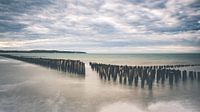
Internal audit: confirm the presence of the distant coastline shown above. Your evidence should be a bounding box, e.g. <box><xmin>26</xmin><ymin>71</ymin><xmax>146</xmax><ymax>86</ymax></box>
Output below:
<box><xmin>0</xmin><ymin>50</ymin><xmax>86</xmax><ymax>54</ymax></box>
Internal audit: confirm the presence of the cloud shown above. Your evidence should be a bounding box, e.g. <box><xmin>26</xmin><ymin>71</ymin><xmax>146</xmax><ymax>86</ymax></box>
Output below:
<box><xmin>0</xmin><ymin>0</ymin><xmax>199</xmax><ymax>53</ymax></box>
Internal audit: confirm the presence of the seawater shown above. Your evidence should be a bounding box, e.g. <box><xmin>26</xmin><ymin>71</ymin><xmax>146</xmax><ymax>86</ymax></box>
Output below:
<box><xmin>0</xmin><ymin>53</ymin><xmax>200</xmax><ymax>112</ymax></box>
<box><xmin>5</xmin><ymin>53</ymin><xmax>200</xmax><ymax>65</ymax></box>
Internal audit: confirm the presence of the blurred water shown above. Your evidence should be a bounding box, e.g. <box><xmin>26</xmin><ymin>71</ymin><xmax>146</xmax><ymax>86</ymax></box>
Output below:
<box><xmin>0</xmin><ymin>54</ymin><xmax>200</xmax><ymax>112</ymax></box>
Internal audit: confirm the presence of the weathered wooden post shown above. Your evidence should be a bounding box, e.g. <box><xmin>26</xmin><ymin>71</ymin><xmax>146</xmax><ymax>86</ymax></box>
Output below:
<box><xmin>198</xmin><ymin>72</ymin><xmax>200</xmax><ymax>81</ymax></box>
<box><xmin>182</xmin><ymin>70</ymin><xmax>187</xmax><ymax>81</ymax></box>
<box><xmin>148</xmin><ymin>71</ymin><xmax>154</xmax><ymax>89</ymax></box>
<box><xmin>134</xmin><ymin>74</ymin><xmax>138</xmax><ymax>87</ymax></box>
<box><xmin>169</xmin><ymin>70</ymin><xmax>174</xmax><ymax>86</ymax></box>
<box><xmin>128</xmin><ymin>68</ymin><xmax>134</xmax><ymax>85</ymax></box>
<box><xmin>174</xmin><ymin>70</ymin><xmax>179</xmax><ymax>83</ymax></box>
<box><xmin>156</xmin><ymin>69</ymin><xmax>161</xmax><ymax>83</ymax></box>
<box><xmin>113</xmin><ymin>66</ymin><xmax>119</xmax><ymax>82</ymax></box>
<box><xmin>194</xmin><ymin>72</ymin><xmax>197</xmax><ymax>79</ymax></box>
<box><xmin>161</xmin><ymin>69</ymin><xmax>166</xmax><ymax>84</ymax></box>
<box><xmin>141</xmin><ymin>73</ymin><xmax>145</xmax><ymax>88</ymax></box>
<box><xmin>189</xmin><ymin>71</ymin><xmax>194</xmax><ymax>81</ymax></box>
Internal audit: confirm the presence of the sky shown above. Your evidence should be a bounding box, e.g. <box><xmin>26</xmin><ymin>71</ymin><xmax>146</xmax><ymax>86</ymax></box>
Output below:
<box><xmin>0</xmin><ymin>0</ymin><xmax>200</xmax><ymax>53</ymax></box>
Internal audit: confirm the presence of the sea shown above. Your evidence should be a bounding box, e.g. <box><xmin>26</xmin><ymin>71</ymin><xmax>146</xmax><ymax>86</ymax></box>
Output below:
<box><xmin>0</xmin><ymin>53</ymin><xmax>200</xmax><ymax>112</ymax></box>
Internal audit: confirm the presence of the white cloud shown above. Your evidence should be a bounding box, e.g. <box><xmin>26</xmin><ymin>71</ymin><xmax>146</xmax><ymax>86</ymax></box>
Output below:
<box><xmin>25</xmin><ymin>24</ymin><xmax>50</xmax><ymax>34</ymax></box>
<box><xmin>0</xmin><ymin>0</ymin><xmax>199</xmax><ymax>53</ymax></box>
<box><xmin>0</xmin><ymin>41</ymin><xmax>24</xmax><ymax>48</ymax></box>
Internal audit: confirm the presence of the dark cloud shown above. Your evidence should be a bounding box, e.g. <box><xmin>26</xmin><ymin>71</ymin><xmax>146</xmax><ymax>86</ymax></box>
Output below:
<box><xmin>0</xmin><ymin>0</ymin><xmax>52</xmax><ymax>33</ymax></box>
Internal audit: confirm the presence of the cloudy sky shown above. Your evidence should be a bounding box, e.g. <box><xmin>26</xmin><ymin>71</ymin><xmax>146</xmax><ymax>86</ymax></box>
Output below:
<box><xmin>0</xmin><ymin>0</ymin><xmax>200</xmax><ymax>53</ymax></box>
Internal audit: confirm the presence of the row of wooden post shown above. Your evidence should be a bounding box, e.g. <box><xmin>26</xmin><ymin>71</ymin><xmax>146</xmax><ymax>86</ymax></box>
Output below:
<box><xmin>0</xmin><ymin>54</ymin><xmax>85</xmax><ymax>75</ymax></box>
<box><xmin>90</xmin><ymin>62</ymin><xmax>200</xmax><ymax>89</ymax></box>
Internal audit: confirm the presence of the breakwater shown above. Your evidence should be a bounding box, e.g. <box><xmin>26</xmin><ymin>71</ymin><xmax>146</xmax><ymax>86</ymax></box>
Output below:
<box><xmin>90</xmin><ymin>62</ymin><xmax>200</xmax><ymax>89</ymax></box>
<box><xmin>0</xmin><ymin>54</ymin><xmax>85</xmax><ymax>75</ymax></box>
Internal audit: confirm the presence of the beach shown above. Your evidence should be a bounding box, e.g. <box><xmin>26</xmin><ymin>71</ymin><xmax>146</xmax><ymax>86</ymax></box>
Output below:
<box><xmin>0</xmin><ymin>54</ymin><xmax>200</xmax><ymax>112</ymax></box>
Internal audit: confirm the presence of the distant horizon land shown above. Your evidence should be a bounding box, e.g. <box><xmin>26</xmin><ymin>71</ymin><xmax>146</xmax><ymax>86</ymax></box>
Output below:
<box><xmin>0</xmin><ymin>50</ymin><xmax>200</xmax><ymax>54</ymax></box>
<box><xmin>0</xmin><ymin>50</ymin><xmax>87</xmax><ymax>54</ymax></box>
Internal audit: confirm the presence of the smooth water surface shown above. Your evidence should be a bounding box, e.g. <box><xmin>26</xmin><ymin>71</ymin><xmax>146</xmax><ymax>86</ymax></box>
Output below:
<box><xmin>0</xmin><ymin>53</ymin><xmax>200</xmax><ymax>112</ymax></box>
